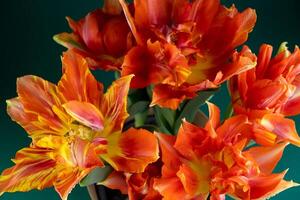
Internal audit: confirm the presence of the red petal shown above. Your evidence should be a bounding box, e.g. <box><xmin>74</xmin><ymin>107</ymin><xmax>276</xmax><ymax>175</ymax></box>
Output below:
<box><xmin>134</xmin><ymin>0</ymin><xmax>171</xmax><ymax>27</ymax></box>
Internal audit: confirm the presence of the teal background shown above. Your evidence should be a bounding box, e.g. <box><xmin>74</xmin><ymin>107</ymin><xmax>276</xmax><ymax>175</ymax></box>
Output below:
<box><xmin>1</xmin><ymin>0</ymin><xmax>300</xmax><ymax>199</ymax></box>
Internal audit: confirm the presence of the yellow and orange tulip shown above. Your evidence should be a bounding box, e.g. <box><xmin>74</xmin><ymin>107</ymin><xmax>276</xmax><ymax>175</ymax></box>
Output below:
<box><xmin>0</xmin><ymin>50</ymin><xmax>158</xmax><ymax>199</ymax></box>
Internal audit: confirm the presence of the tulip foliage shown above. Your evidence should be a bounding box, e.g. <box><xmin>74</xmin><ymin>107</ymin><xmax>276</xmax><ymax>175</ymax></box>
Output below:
<box><xmin>1</xmin><ymin>0</ymin><xmax>300</xmax><ymax>199</ymax></box>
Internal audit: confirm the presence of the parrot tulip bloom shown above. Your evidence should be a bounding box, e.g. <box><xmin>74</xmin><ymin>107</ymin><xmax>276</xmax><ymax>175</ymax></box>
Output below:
<box><xmin>0</xmin><ymin>51</ymin><xmax>159</xmax><ymax>199</ymax></box>
<box><xmin>118</xmin><ymin>0</ymin><xmax>257</xmax><ymax>109</ymax></box>
<box><xmin>229</xmin><ymin>44</ymin><xmax>300</xmax><ymax>146</ymax></box>
<box><xmin>54</xmin><ymin>0</ymin><xmax>134</xmax><ymax>71</ymax></box>
<box><xmin>154</xmin><ymin>103</ymin><xmax>298</xmax><ymax>200</ymax></box>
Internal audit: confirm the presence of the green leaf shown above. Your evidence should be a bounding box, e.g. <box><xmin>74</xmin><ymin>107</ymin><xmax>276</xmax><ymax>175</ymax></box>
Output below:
<box><xmin>224</xmin><ymin>102</ymin><xmax>233</xmax><ymax>120</ymax></box>
<box><xmin>173</xmin><ymin>90</ymin><xmax>216</xmax><ymax>133</ymax></box>
<box><xmin>193</xmin><ymin>111</ymin><xmax>208</xmax><ymax>127</ymax></box>
<box><xmin>79</xmin><ymin>165</ymin><xmax>113</xmax><ymax>187</ymax></box>
<box><xmin>154</xmin><ymin>106</ymin><xmax>173</xmax><ymax>134</ymax></box>
<box><xmin>134</xmin><ymin>111</ymin><xmax>148</xmax><ymax>127</ymax></box>
<box><xmin>128</xmin><ymin>101</ymin><xmax>149</xmax><ymax>116</ymax></box>
<box><xmin>53</xmin><ymin>33</ymin><xmax>83</xmax><ymax>50</ymax></box>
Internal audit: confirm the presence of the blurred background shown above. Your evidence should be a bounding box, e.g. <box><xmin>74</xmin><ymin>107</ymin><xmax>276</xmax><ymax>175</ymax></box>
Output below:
<box><xmin>1</xmin><ymin>0</ymin><xmax>300</xmax><ymax>199</ymax></box>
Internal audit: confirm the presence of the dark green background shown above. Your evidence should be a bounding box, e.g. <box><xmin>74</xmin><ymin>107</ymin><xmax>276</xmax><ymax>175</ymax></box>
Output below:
<box><xmin>1</xmin><ymin>0</ymin><xmax>300</xmax><ymax>199</ymax></box>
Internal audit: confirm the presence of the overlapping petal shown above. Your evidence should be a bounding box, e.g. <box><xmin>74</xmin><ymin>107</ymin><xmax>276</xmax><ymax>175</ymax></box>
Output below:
<box><xmin>121</xmin><ymin>40</ymin><xmax>190</xmax><ymax>89</ymax></box>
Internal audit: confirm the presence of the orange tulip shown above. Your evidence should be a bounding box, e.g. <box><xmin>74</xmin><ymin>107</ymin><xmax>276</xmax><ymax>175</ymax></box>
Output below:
<box><xmin>118</xmin><ymin>0</ymin><xmax>257</xmax><ymax>109</ymax></box>
<box><xmin>229</xmin><ymin>43</ymin><xmax>300</xmax><ymax>146</ymax></box>
<box><xmin>0</xmin><ymin>51</ymin><xmax>159</xmax><ymax>199</ymax></box>
<box><xmin>54</xmin><ymin>0</ymin><xmax>134</xmax><ymax>71</ymax></box>
<box><xmin>154</xmin><ymin>103</ymin><xmax>298</xmax><ymax>199</ymax></box>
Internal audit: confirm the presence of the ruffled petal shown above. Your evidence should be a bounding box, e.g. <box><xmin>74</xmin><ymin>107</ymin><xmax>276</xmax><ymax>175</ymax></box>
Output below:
<box><xmin>101</xmin><ymin>128</ymin><xmax>159</xmax><ymax>173</ymax></box>
<box><xmin>121</xmin><ymin>41</ymin><xmax>190</xmax><ymax>89</ymax></box>
<box><xmin>151</xmin><ymin>81</ymin><xmax>217</xmax><ymax>110</ymax></box>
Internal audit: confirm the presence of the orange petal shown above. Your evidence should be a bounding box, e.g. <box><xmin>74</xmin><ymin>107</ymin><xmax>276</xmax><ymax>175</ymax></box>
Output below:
<box><xmin>255</xmin><ymin>179</ymin><xmax>299</xmax><ymax>200</ymax></box>
<box><xmin>204</xmin><ymin>102</ymin><xmax>221</xmax><ymax>139</ymax></box>
<box><xmin>151</xmin><ymin>84</ymin><xmax>192</xmax><ymax>110</ymax></box>
<box><xmin>255</xmin><ymin>44</ymin><xmax>273</xmax><ymax>79</ymax></box>
<box><xmin>58</xmin><ymin>50</ymin><xmax>103</xmax><ymax>105</ymax></box>
<box><xmin>6</xmin><ymin>98</ymin><xmax>41</xmax><ymax>135</ymax></box>
<box><xmin>219</xmin><ymin>46</ymin><xmax>257</xmax><ymax>84</ymax></box>
<box><xmin>153</xmin><ymin>177</ymin><xmax>189</xmax><ymax>200</ymax></box>
<box><xmin>248</xmin><ymin>171</ymin><xmax>291</xmax><ymax>199</ymax></box>
<box><xmin>281</xmin><ymin>81</ymin><xmax>300</xmax><ymax>116</ymax></box>
<box><xmin>245</xmin><ymin>142</ymin><xmax>288</xmax><ymax>174</ymax></box>
<box><xmin>100</xmin><ymin>171</ymin><xmax>128</xmax><ymax>194</ymax></box>
<box><xmin>151</xmin><ymin>81</ymin><xmax>217</xmax><ymax>110</ymax></box>
<box><xmin>0</xmin><ymin>148</ymin><xmax>57</xmax><ymax>194</ymax></box>
<box><xmin>63</xmin><ymin>101</ymin><xmax>104</xmax><ymax>130</ymax></box>
<box><xmin>103</xmin><ymin>0</ymin><xmax>122</xmax><ymax>15</ymax></box>
<box><xmin>100</xmin><ymin>75</ymin><xmax>133</xmax><ymax>134</ymax></box>
<box><xmin>15</xmin><ymin>75</ymin><xmax>67</xmax><ymax>135</ymax></box>
<box><xmin>54</xmin><ymin>167</ymin><xmax>92</xmax><ymax>200</ymax></box>
<box><xmin>216</xmin><ymin>115</ymin><xmax>250</xmax><ymax>144</ymax></box>
<box><xmin>176</xmin><ymin>162</ymin><xmax>210</xmax><ymax>196</ymax></box>
<box><xmin>259</xmin><ymin>114</ymin><xmax>300</xmax><ymax>146</ymax></box>
<box><xmin>101</xmin><ymin>128</ymin><xmax>159</xmax><ymax>173</ymax></box>
<box><xmin>174</xmin><ymin>121</ymin><xmax>207</xmax><ymax>160</ymax></box>
<box><xmin>17</xmin><ymin>75</ymin><xmax>60</xmax><ymax>119</ymax></box>
<box><xmin>155</xmin><ymin>132</ymin><xmax>181</xmax><ymax>176</ymax></box>
<box><xmin>118</xmin><ymin>0</ymin><xmax>143</xmax><ymax>44</ymax></box>
<box><xmin>245</xmin><ymin>79</ymin><xmax>291</xmax><ymax>110</ymax></box>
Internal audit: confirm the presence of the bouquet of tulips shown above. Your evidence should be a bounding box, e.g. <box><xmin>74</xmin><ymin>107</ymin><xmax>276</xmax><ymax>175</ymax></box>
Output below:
<box><xmin>1</xmin><ymin>0</ymin><xmax>300</xmax><ymax>199</ymax></box>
